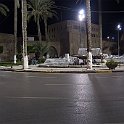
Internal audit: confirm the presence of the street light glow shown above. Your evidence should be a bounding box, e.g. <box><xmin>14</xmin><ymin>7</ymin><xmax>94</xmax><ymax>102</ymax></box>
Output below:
<box><xmin>78</xmin><ymin>9</ymin><xmax>85</xmax><ymax>21</ymax></box>
<box><xmin>117</xmin><ymin>24</ymin><xmax>121</xmax><ymax>30</ymax></box>
<box><xmin>107</xmin><ymin>36</ymin><xmax>110</xmax><ymax>39</ymax></box>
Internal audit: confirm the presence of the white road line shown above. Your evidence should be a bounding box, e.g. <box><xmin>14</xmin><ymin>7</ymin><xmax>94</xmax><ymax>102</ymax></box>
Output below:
<box><xmin>104</xmin><ymin>122</ymin><xmax>124</xmax><ymax>124</ymax></box>
<box><xmin>111</xmin><ymin>76</ymin><xmax>123</xmax><ymax>78</ymax></box>
<box><xmin>6</xmin><ymin>96</ymin><xmax>68</xmax><ymax>100</ymax></box>
<box><xmin>26</xmin><ymin>76</ymin><xmax>57</xmax><ymax>79</ymax></box>
<box><xmin>44</xmin><ymin>84</ymin><xmax>83</xmax><ymax>86</ymax></box>
<box><xmin>26</xmin><ymin>76</ymin><xmax>37</xmax><ymax>78</ymax></box>
<box><xmin>98</xmin><ymin>76</ymin><xmax>123</xmax><ymax>78</ymax></box>
<box><xmin>44</xmin><ymin>84</ymin><xmax>73</xmax><ymax>86</ymax></box>
<box><xmin>42</xmin><ymin>77</ymin><xmax>57</xmax><ymax>79</ymax></box>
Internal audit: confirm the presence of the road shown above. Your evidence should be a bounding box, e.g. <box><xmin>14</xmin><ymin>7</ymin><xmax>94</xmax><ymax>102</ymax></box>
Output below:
<box><xmin>0</xmin><ymin>71</ymin><xmax>124</xmax><ymax>124</ymax></box>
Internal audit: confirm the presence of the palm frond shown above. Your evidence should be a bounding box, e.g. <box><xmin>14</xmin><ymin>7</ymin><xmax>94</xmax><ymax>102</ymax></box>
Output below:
<box><xmin>28</xmin><ymin>0</ymin><xmax>57</xmax><ymax>22</ymax></box>
<box><xmin>0</xmin><ymin>3</ymin><xmax>9</xmax><ymax>16</ymax></box>
<box><xmin>33</xmin><ymin>42</ymin><xmax>49</xmax><ymax>57</ymax></box>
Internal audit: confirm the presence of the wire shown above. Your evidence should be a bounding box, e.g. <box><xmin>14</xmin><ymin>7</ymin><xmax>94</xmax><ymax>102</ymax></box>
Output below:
<box><xmin>56</xmin><ymin>5</ymin><xmax>124</xmax><ymax>13</ymax></box>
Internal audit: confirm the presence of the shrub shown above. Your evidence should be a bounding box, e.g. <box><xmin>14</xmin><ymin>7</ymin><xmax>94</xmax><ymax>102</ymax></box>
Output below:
<box><xmin>106</xmin><ymin>60</ymin><xmax>118</xmax><ymax>70</ymax></box>
<box><xmin>38</xmin><ymin>58</ymin><xmax>46</xmax><ymax>64</ymax></box>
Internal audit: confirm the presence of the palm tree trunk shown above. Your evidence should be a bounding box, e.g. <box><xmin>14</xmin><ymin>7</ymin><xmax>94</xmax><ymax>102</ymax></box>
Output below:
<box><xmin>37</xmin><ymin>18</ymin><xmax>42</xmax><ymax>43</ymax></box>
<box><xmin>14</xmin><ymin>0</ymin><xmax>17</xmax><ymax>64</ymax></box>
<box><xmin>44</xmin><ymin>18</ymin><xmax>48</xmax><ymax>42</ymax></box>
<box><xmin>86</xmin><ymin>0</ymin><xmax>92</xmax><ymax>69</ymax></box>
<box><xmin>22</xmin><ymin>0</ymin><xmax>28</xmax><ymax>69</ymax></box>
<box><xmin>99</xmin><ymin>0</ymin><xmax>103</xmax><ymax>53</ymax></box>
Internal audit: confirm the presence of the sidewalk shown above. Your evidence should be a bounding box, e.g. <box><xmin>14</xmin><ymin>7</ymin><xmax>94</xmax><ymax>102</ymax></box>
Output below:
<box><xmin>1</xmin><ymin>64</ymin><xmax>124</xmax><ymax>73</ymax></box>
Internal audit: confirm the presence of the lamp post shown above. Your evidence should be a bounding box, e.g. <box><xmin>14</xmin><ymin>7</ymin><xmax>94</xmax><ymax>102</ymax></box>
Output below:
<box><xmin>107</xmin><ymin>36</ymin><xmax>111</xmax><ymax>55</ymax></box>
<box><xmin>78</xmin><ymin>9</ymin><xmax>85</xmax><ymax>48</ymax></box>
<box><xmin>117</xmin><ymin>24</ymin><xmax>121</xmax><ymax>56</ymax></box>
<box><xmin>21</xmin><ymin>0</ymin><xmax>28</xmax><ymax>69</ymax></box>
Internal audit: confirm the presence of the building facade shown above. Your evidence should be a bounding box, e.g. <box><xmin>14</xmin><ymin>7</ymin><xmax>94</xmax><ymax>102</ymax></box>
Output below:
<box><xmin>48</xmin><ymin>20</ymin><xmax>100</xmax><ymax>56</ymax></box>
<box><xmin>0</xmin><ymin>20</ymin><xmax>104</xmax><ymax>62</ymax></box>
<box><xmin>0</xmin><ymin>33</ymin><xmax>14</xmax><ymax>61</ymax></box>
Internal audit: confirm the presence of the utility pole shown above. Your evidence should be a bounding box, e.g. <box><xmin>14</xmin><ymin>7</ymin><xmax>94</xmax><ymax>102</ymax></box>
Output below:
<box><xmin>21</xmin><ymin>0</ymin><xmax>28</xmax><ymax>69</ymax></box>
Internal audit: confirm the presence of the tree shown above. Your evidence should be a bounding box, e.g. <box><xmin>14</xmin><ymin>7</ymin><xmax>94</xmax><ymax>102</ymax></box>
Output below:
<box><xmin>14</xmin><ymin>0</ymin><xmax>20</xmax><ymax>64</ymax></box>
<box><xmin>85</xmin><ymin>0</ymin><xmax>92</xmax><ymax>69</ymax></box>
<box><xmin>76</xmin><ymin>0</ymin><xmax>92</xmax><ymax>69</ymax></box>
<box><xmin>42</xmin><ymin>0</ymin><xmax>57</xmax><ymax>41</ymax></box>
<box><xmin>33</xmin><ymin>42</ymin><xmax>49</xmax><ymax>60</ymax></box>
<box><xmin>0</xmin><ymin>3</ymin><xmax>9</xmax><ymax>16</ymax></box>
<box><xmin>21</xmin><ymin>0</ymin><xmax>28</xmax><ymax>69</ymax></box>
<box><xmin>27</xmin><ymin>0</ymin><xmax>57</xmax><ymax>42</ymax></box>
<box><xmin>76</xmin><ymin>0</ymin><xmax>120</xmax><ymax>69</ymax></box>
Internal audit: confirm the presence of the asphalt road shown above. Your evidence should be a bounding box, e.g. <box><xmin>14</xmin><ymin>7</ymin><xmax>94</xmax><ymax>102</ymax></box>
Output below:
<box><xmin>0</xmin><ymin>71</ymin><xmax>124</xmax><ymax>124</ymax></box>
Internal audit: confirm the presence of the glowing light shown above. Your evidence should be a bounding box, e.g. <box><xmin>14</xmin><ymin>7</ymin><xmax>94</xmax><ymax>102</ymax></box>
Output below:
<box><xmin>78</xmin><ymin>9</ymin><xmax>85</xmax><ymax>21</ymax></box>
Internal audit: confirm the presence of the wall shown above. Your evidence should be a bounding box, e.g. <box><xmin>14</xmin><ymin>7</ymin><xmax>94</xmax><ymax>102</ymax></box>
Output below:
<box><xmin>0</xmin><ymin>33</ymin><xmax>14</xmax><ymax>61</ymax></box>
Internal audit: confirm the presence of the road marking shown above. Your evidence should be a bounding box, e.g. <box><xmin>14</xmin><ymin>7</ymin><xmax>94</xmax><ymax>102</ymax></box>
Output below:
<box><xmin>104</xmin><ymin>122</ymin><xmax>124</xmax><ymax>124</ymax></box>
<box><xmin>6</xmin><ymin>96</ymin><xmax>68</xmax><ymax>100</ymax></box>
<box><xmin>44</xmin><ymin>84</ymin><xmax>84</xmax><ymax>86</ymax></box>
<box><xmin>45</xmin><ymin>84</ymin><xmax>73</xmax><ymax>86</ymax></box>
<box><xmin>26</xmin><ymin>76</ymin><xmax>57</xmax><ymax>79</ymax></box>
<box><xmin>97</xmin><ymin>76</ymin><xmax>123</xmax><ymax>78</ymax></box>
<box><xmin>111</xmin><ymin>76</ymin><xmax>123</xmax><ymax>78</ymax></box>
<box><xmin>26</xmin><ymin>76</ymin><xmax>37</xmax><ymax>78</ymax></box>
<box><xmin>41</xmin><ymin>77</ymin><xmax>57</xmax><ymax>79</ymax></box>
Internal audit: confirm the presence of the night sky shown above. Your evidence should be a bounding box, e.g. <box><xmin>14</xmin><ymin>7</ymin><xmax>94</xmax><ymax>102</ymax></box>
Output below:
<box><xmin>0</xmin><ymin>0</ymin><xmax>124</xmax><ymax>40</ymax></box>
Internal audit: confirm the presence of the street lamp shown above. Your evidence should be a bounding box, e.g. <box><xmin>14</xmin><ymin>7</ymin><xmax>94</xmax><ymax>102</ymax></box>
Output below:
<box><xmin>78</xmin><ymin>9</ymin><xmax>85</xmax><ymax>48</ymax></box>
<box><xmin>117</xmin><ymin>24</ymin><xmax>121</xmax><ymax>56</ymax></box>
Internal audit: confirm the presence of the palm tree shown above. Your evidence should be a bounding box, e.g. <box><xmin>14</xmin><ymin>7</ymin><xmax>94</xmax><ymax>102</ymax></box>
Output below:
<box><xmin>0</xmin><ymin>3</ymin><xmax>9</xmax><ymax>16</ymax></box>
<box><xmin>76</xmin><ymin>0</ymin><xmax>92</xmax><ymax>69</ymax></box>
<box><xmin>21</xmin><ymin>0</ymin><xmax>28</xmax><ymax>69</ymax></box>
<box><xmin>27</xmin><ymin>0</ymin><xmax>56</xmax><ymax>43</ymax></box>
<box><xmin>43</xmin><ymin>12</ymin><xmax>57</xmax><ymax>42</ymax></box>
<box><xmin>85</xmin><ymin>0</ymin><xmax>92</xmax><ymax>69</ymax></box>
<box><xmin>33</xmin><ymin>42</ymin><xmax>49</xmax><ymax>60</ymax></box>
<box><xmin>14</xmin><ymin>0</ymin><xmax>20</xmax><ymax>64</ymax></box>
<box><xmin>98</xmin><ymin>0</ymin><xmax>102</xmax><ymax>55</ymax></box>
<box><xmin>76</xmin><ymin>0</ymin><xmax>120</xmax><ymax>69</ymax></box>
<box><xmin>42</xmin><ymin>1</ymin><xmax>57</xmax><ymax>42</ymax></box>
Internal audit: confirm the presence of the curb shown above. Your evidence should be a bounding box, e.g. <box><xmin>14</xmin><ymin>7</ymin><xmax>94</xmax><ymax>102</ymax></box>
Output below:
<box><xmin>0</xmin><ymin>67</ymin><xmax>124</xmax><ymax>73</ymax></box>
<box><xmin>13</xmin><ymin>69</ymin><xmax>96</xmax><ymax>73</ymax></box>
<box><xmin>96</xmin><ymin>70</ymin><xmax>112</xmax><ymax>73</ymax></box>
